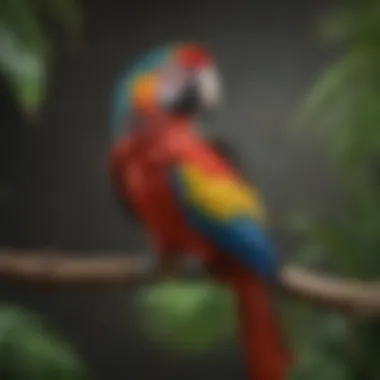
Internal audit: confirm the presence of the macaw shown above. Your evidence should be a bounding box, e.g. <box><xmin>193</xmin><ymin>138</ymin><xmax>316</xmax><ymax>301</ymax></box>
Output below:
<box><xmin>108</xmin><ymin>43</ymin><xmax>293</xmax><ymax>380</ymax></box>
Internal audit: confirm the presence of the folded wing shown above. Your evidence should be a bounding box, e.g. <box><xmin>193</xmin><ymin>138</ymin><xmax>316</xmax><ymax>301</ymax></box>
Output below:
<box><xmin>168</xmin><ymin>161</ymin><xmax>278</xmax><ymax>282</ymax></box>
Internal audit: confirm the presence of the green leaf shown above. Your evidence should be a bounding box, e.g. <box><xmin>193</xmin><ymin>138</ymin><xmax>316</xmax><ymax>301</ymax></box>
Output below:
<box><xmin>0</xmin><ymin>0</ymin><xmax>81</xmax><ymax>116</ymax></box>
<box><xmin>290</xmin><ymin>349</ymin><xmax>348</xmax><ymax>380</ymax></box>
<box><xmin>134</xmin><ymin>280</ymin><xmax>235</xmax><ymax>354</ymax></box>
<box><xmin>14</xmin><ymin>331</ymin><xmax>86</xmax><ymax>380</ymax></box>
<box><xmin>38</xmin><ymin>0</ymin><xmax>82</xmax><ymax>37</ymax></box>
<box><xmin>291</xmin><ymin>50</ymin><xmax>373</xmax><ymax>131</ymax></box>
<box><xmin>0</xmin><ymin>0</ymin><xmax>50</xmax><ymax>56</ymax></box>
<box><xmin>320</xmin><ymin>1</ymin><xmax>380</xmax><ymax>46</ymax></box>
<box><xmin>0</xmin><ymin>305</ymin><xmax>87</xmax><ymax>379</ymax></box>
<box><xmin>0</xmin><ymin>26</ymin><xmax>46</xmax><ymax>115</ymax></box>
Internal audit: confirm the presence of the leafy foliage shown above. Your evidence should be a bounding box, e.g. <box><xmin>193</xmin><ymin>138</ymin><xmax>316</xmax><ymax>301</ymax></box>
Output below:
<box><xmin>0</xmin><ymin>304</ymin><xmax>87</xmax><ymax>379</ymax></box>
<box><xmin>0</xmin><ymin>0</ymin><xmax>81</xmax><ymax>117</ymax></box>
<box><xmin>289</xmin><ymin>1</ymin><xmax>380</xmax><ymax>379</ymax></box>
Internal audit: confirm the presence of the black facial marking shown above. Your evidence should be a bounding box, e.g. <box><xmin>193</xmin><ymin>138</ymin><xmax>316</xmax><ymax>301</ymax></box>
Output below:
<box><xmin>170</xmin><ymin>80</ymin><xmax>200</xmax><ymax>115</ymax></box>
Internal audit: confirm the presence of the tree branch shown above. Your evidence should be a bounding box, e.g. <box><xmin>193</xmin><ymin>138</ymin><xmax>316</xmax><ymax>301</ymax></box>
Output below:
<box><xmin>281</xmin><ymin>265</ymin><xmax>380</xmax><ymax>315</ymax></box>
<box><xmin>0</xmin><ymin>249</ymin><xmax>152</xmax><ymax>284</ymax></box>
<box><xmin>0</xmin><ymin>249</ymin><xmax>379</xmax><ymax>314</ymax></box>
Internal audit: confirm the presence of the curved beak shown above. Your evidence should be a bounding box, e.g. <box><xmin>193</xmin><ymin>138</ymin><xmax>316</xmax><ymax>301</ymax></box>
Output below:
<box><xmin>198</xmin><ymin>66</ymin><xmax>222</xmax><ymax>110</ymax></box>
<box><xmin>168</xmin><ymin>66</ymin><xmax>222</xmax><ymax>115</ymax></box>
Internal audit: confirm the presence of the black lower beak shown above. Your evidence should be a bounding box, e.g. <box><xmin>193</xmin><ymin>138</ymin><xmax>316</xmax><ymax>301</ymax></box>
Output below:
<box><xmin>170</xmin><ymin>82</ymin><xmax>200</xmax><ymax>115</ymax></box>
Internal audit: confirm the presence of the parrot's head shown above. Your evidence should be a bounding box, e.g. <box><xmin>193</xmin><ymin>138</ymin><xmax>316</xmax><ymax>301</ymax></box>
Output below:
<box><xmin>110</xmin><ymin>43</ymin><xmax>221</xmax><ymax>140</ymax></box>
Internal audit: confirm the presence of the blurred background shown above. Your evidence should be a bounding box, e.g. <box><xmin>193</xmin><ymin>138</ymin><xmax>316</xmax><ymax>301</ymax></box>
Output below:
<box><xmin>0</xmin><ymin>0</ymin><xmax>379</xmax><ymax>379</ymax></box>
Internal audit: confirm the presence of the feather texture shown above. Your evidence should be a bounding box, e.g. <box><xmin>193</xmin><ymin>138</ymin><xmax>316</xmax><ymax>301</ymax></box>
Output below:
<box><xmin>169</xmin><ymin>160</ymin><xmax>278</xmax><ymax>282</ymax></box>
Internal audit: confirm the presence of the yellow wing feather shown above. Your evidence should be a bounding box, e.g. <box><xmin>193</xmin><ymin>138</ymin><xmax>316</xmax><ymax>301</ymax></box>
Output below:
<box><xmin>180</xmin><ymin>163</ymin><xmax>267</xmax><ymax>223</ymax></box>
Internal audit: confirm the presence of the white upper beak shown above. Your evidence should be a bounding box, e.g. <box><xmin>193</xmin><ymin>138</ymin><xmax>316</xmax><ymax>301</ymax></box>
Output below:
<box><xmin>198</xmin><ymin>66</ymin><xmax>222</xmax><ymax>109</ymax></box>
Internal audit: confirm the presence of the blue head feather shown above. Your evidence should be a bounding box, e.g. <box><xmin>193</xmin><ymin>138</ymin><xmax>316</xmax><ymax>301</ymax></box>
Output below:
<box><xmin>109</xmin><ymin>46</ymin><xmax>173</xmax><ymax>141</ymax></box>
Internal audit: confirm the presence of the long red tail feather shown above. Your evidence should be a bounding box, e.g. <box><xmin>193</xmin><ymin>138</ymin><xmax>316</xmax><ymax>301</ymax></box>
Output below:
<box><xmin>232</xmin><ymin>273</ymin><xmax>293</xmax><ymax>380</ymax></box>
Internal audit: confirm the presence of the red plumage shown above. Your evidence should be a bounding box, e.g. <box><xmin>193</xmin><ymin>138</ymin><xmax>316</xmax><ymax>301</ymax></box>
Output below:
<box><xmin>109</xmin><ymin>116</ymin><xmax>293</xmax><ymax>380</ymax></box>
<box><xmin>177</xmin><ymin>44</ymin><xmax>212</xmax><ymax>68</ymax></box>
